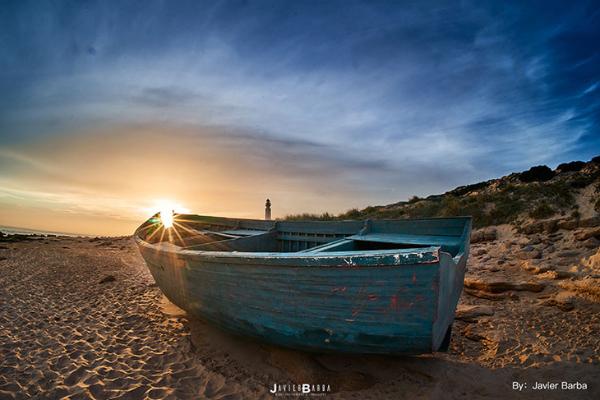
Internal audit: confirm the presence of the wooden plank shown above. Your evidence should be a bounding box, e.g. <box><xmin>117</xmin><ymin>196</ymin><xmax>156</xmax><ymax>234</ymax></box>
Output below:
<box><xmin>297</xmin><ymin>239</ymin><xmax>354</xmax><ymax>253</ymax></box>
<box><xmin>370</xmin><ymin>218</ymin><xmax>468</xmax><ymax>236</ymax></box>
<box><xmin>277</xmin><ymin>233</ymin><xmax>339</xmax><ymax>244</ymax></box>
<box><xmin>221</xmin><ymin>229</ymin><xmax>267</xmax><ymax>237</ymax></box>
<box><xmin>349</xmin><ymin>233</ymin><xmax>461</xmax><ymax>247</ymax></box>
<box><xmin>276</xmin><ymin>220</ymin><xmax>364</xmax><ymax>235</ymax></box>
<box><xmin>140</xmin><ymin>245</ymin><xmax>440</xmax><ymax>354</ymax></box>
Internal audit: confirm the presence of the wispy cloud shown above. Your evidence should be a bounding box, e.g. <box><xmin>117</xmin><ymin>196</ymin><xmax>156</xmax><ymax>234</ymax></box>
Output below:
<box><xmin>0</xmin><ymin>0</ymin><xmax>598</xmax><ymax>234</ymax></box>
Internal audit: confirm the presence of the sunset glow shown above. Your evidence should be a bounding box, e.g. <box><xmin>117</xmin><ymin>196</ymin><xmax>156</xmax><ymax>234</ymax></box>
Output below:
<box><xmin>1</xmin><ymin>1</ymin><xmax>597</xmax><ymax>236</ymax></box>
<box><xmin>149</xmin><ymin>199</ymin><xmax>189</xmax><ymax>229</ymax></box>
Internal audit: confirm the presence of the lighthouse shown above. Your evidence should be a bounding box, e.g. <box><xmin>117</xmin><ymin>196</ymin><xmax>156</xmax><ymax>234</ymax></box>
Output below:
<box><xmin>265</xmin><ymin>199</ymin><xmax>271</xmax><ymax>221</ymax></box>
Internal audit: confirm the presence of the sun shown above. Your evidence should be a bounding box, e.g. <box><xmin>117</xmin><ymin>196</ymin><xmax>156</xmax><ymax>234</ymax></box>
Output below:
<box><xmin>160</xmin><ymin>208</ymin><xmax>174</xmax><ymax>228</ymax></box>
<box><xmin>145</xmin><ymin>199</ymin><xmax>189</xmax><ymax>229</ymax></box>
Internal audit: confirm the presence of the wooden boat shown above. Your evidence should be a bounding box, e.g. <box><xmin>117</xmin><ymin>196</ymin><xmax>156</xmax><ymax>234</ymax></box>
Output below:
<box><xmin>135</xmin><ymin>214</ymin><xmax>471</xmax><ymax>354</ymax></box>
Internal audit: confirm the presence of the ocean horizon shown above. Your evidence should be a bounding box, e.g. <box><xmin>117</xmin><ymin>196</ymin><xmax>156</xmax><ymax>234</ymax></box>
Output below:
<box><xmin>0</xmin><ymin>225</ymin><xmax>90</xmax><ymax>237</ymax></box>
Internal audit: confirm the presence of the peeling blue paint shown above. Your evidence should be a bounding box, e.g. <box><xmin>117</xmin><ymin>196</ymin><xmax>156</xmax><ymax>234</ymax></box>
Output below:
<box><xmin>136</xmin><ymin>215</ymin><xmax>471</xmax><ymax>354</ymax></box>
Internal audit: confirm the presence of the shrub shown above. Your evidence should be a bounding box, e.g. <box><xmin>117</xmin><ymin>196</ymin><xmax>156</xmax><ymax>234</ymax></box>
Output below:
<box><xmin>449</xmin><ymin>181</ymin><xmax>490</xmax><ymax>196</ymax></box>
<box><xmin>340</xmin><ymin>208</ymin><xmax>362</xmax><ymax>219</ymax></box>
<box><xmin>408</xmin><ymin>195</ymin><xmax>421</xmax><ymax>204</ymax></box>
<box><xmin>439</xmin><ymin>196</ymin><xmax>464</xmax><ymax>217</ymax></box>
<box><xmin>519</xmin><ymin>165</ymin><xmax>555</xmax><ymax>182</ymax></box>
<box><xmin>557</xmin><ymin>161</ymin><xmax>585</xmax><ymax>173</ymax></box>
<box><xmin>283</xmin><ymin>212</ymin><xmax>335</xmax><ymax>221</ymax></box>
<box><xmin>570</xmin><ymin>175</ymin><xmax>594</xmax><ymax>188</ymax></box>
<box><xmin>529</xmin><ymin>202</ymin><xmax>555</xmax><ymax>219</ymax></box>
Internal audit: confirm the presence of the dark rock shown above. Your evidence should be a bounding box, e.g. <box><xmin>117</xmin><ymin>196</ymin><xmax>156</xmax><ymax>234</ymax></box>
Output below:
<box><xmin>556</xmin><ymin>250</ymin><xmax>582</xmax><ymax>258</ymax></box>
<box><xmin>579</xmin><ymin>217</ymin><xmax>600</xmax><ymax>228</ymax></box>
<box><xmin>473</xmin><ymin>248</ymin><xmax>487</xmax><ymax>257</ymax></box>
<box><xmin>464</xmin><ymin>288</ymin><xmax>519</xmax><ymax>301</ymax></box>
<box><xmin>543</xmin><ymin>219</ymin><xmax>559</xmax><ymax>233</ymax></box>
<box><xmin>464</xmin><ymin>278</ymin><xmax>545</xmax><ymax>293</ymax></box>
<box><xmin>517</xmin><ymin>246</ymin><xmax>542</xmax><ymax>260</ymax></box>
<box><xmin>519</xmin><ymin>220</ymin><xmax>559</xmax><ymax>235</ymax></box>
<box><xmin>463</xmin><ymin>326</ymin><xmax>487</xmax><ymax>341</ymax></box>
<box><xmin>471</xmin><ymin>227</ymin><xmax>497</xmax><ymax>243</ymax></box>
<box><xmin>574</xmin><ymin>227</ymin><xmax>600</xmax><ymax>241</ymax></box>
<box><xmin>539</xmin><ymin>298</ymin><xmax>575</xmax><ymax>311</ymax></box>
<box><xmin>528</xmin><ymin>235</ymin><xmax>542</xmax><ymax>245</ymax></box>
<box><xmin>455</xmin><ymin>305</ymin><xmax>495</xmax><ymax>322</ymax></box>
<box><xmin>557</xmin><ymin>219</ymin><xmax>578</xmax><ymax>230</ymax></box>
<box><xmin>99</xmin><ymin>275</ymin><xmax>116</xmax><ymax>284</ymax></box>
<box><xmin>582</xmin><ymin>237</ymin><xmax>600</xmax><ymax>249</ymax></box>
<box><xmin>551</xmin><ymin>271</ymin><xmax>577</xmax><ymax>279</ymax></box>
<box><xmin>519</xmin><ymin>221</ymin><xmax>545</xmax><ymax>235</ymax></box>
<box><xmin>520</xmin><ymin>261</ymin><xmax>552</xmax><ymax>274</ymax></box>
<box><xmin>483</xmin><ymin>227</ymin><xmax>497</xmax><ymax>241</ymax></box>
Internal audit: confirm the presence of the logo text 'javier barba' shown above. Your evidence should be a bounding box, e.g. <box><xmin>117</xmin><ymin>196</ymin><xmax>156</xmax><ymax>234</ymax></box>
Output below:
<box><xmin>270</xmin><ymin>383</ymin><xmax>331</xmax><ymax>396</ymax></box>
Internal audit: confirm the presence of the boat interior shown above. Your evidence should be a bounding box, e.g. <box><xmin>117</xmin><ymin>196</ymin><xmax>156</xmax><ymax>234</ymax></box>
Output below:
<box><xmin>136</xmin><ymin>214</ymin><xmax>471</xmax><ymax>257</ymax></box>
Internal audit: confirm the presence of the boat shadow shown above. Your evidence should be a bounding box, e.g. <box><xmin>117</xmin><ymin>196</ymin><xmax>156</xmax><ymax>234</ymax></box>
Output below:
<box><xmin>161</xmin><ymin>296</ymin><xmax>598</xmax><ymax>398</ymax></box>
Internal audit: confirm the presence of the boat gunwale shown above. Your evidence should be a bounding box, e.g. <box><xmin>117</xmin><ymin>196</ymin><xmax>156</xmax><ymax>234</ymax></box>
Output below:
<box><xmin>134</xmin><ymin>215</ymin><xmax>472</xmax><ymax>267</ymax></box>
<box><xmin>135</xmin><ymin>236</ymin><xmax>446</xmax><ymax>266</ymax></box>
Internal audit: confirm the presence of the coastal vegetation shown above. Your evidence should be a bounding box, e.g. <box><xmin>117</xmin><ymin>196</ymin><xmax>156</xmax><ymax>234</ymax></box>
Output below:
<box><xmin>284</xmin><ymin>157</ymin><xmax>600</xmax><ymax>228</ymax></box>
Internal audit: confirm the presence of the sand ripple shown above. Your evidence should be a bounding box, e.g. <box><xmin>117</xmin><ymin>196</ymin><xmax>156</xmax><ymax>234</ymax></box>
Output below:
<box><xmin>0</xmin><ymin>234</ymin><xmax>598</xmax><ymax>399</ymax></box>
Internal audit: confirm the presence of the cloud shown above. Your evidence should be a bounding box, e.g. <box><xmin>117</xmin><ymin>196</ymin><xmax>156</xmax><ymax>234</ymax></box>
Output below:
<box><xmin>0</xmin><ymin>0</ymin><xmax>599</xmax><ymax>234</ymax></box>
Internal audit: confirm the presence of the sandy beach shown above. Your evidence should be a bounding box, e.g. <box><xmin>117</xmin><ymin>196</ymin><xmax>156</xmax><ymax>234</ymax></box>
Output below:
<box><xmin>1</xmin><ymin>227</ymin><xmax>598</xmax><ymax>400</ymax></box>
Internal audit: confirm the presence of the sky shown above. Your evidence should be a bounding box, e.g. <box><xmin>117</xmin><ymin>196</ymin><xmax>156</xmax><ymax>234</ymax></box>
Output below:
<box><xmin>0</xmin><ymin>0</ymin><xmax>599</xmax><ymax>235</ymax></box>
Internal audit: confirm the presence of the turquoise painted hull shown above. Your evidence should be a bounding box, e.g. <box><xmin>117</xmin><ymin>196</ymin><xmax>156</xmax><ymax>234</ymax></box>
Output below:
<box><xmin>135</xmin><ymin>215</ymin><xmax>471</xmax><ymax>354</ymax></box>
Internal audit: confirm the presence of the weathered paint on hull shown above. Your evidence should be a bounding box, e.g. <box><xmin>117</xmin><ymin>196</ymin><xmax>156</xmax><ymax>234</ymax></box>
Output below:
<box><xmin>137</xmin><ymin>244</ymin><xmax>466</xmax><ymax>354</ymax></box>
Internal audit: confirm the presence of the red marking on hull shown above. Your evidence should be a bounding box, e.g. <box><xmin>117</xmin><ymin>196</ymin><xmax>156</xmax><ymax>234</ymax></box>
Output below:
<box><xmin>331</xmin><ymin>286</ymin><xmax>347</xmax><ymax>293</ymax></box>
<box><xmin>368</xmin><ymin>294</ymin><xmax>378</xmax><ymax>301</ymax></box>
<box><xmin>412</xmin><ymin>272</ymin><xmax>417</xmax><ymax>284</ymax></box>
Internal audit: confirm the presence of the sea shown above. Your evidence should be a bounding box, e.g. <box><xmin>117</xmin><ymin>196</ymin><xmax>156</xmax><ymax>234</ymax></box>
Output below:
<box><xmin>0</xmin><ymin>225</ymin><xmax>89</xmax><ymax>237</ymax></box>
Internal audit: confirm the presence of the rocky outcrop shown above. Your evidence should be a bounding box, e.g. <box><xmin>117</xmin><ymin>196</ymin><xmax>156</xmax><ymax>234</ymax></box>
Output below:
<box><xmin>539</xmin><ymin>291</ymin><xmax>577</xmax><ymax>311</ymax></box>
<box><xmin>464</xmin><ymin>288</ymin><xmax>519</xmax><ymax>301</ymax></box>
<box><xmin>455</xmin><ymin>305</ymin><xmax>494</xmax><ymax>322</ymax></box>
<box><xmin>470</xmin><ymin>227</ymin><xmax>497</xmax><ymax>243</ymax></box>
<box><xmin>517</xmin><ymin>245</ymin><xmax>542</xmax><ymax>260</ymax></box>
<box><xmin>518</xmin><ymin>219</ymin><xmax>559</xmax><ymax>235</ymax></box>
<box><xmin>464</xmin><ymin>278</ymin><xmax>545</xmax><ymax>293</ymax></box>
<box><xmin>574</xmin><ymin>227</ymin><xmax>600</xmax><ymax>241</ymax></box>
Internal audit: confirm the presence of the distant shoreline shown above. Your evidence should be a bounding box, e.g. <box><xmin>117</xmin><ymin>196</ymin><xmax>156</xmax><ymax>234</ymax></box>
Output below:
<box><xmin>0</xmin><ymin>225</ymin><xmax>90</xmax><ymax>238</ymax></box>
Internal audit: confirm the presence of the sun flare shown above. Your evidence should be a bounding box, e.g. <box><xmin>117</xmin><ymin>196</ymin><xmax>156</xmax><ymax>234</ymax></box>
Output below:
<box><xmin>145</xmin><ymin>199</ymin><xmax>189</xmax><ymax>229</ymax></box>
<box><xmin>160</xmin><ymin>209</ymin><xmax>174</xmax><ymax>228</ymax></box>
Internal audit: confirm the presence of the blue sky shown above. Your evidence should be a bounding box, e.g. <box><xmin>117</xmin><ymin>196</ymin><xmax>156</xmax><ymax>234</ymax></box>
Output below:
<box><xmin>0</xmin><ymin>0</ymin><xmax>599</xmax><ymax>234</ymax></box>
